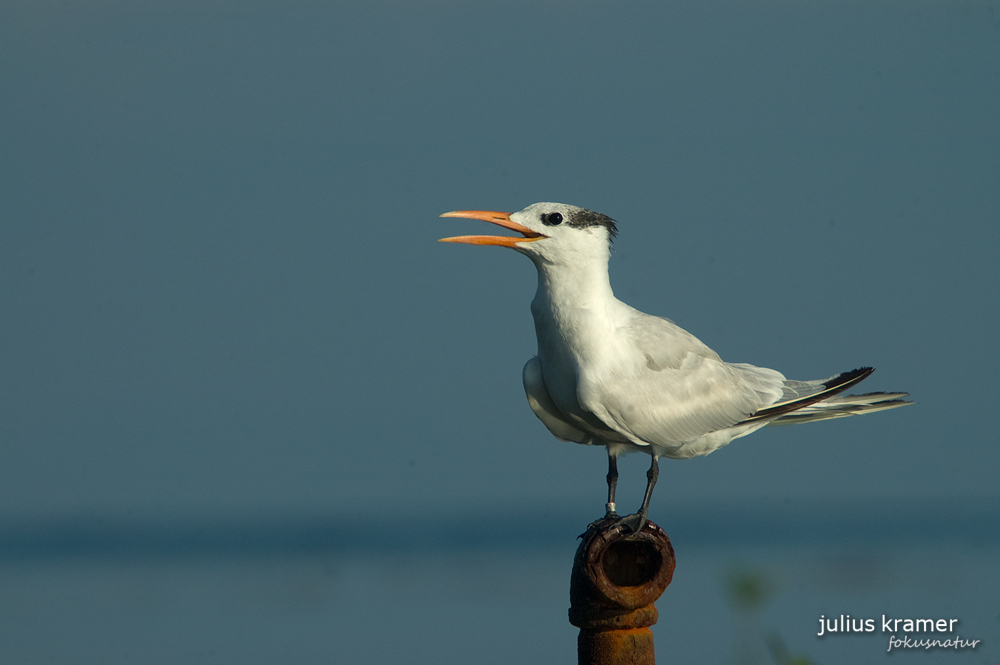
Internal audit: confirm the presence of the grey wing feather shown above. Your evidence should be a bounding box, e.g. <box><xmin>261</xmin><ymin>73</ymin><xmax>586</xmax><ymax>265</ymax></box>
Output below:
<box><xmin>577</xmin><ymin>315</ymin><xmax>787</xmax><ymax>446</ymax></box>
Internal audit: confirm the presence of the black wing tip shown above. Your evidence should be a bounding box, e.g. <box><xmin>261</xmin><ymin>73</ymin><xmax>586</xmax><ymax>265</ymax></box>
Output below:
<box><xmin>740</xmin><ymin>366</ymin><xmax>877</xmax><ymax>425</ymax></box>
<box><xmin>825</xmin><ymin>367</ymin><xmax>875</xmax><ymax>389</ymax></box>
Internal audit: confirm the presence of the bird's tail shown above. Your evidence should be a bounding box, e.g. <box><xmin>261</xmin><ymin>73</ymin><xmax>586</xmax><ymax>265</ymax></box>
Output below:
<box><xmin>736</xmin><ymin>367</ymin><xmax>912</xmax><ymax>427</ymax></box>
<box><xmin>763</xmin><ymin>390</ymin><xmax>912</xmax><ymax>426</ymax></box>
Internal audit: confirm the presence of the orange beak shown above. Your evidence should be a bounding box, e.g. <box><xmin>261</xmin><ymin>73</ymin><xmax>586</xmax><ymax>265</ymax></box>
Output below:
<box><xmin>439</xmin><ymin>210</ymin><xmax>546</xmax><ymax>247</ymax></box>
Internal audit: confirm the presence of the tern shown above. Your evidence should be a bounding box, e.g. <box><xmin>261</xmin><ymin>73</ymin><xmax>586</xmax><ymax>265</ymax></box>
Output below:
<box><xmin>440</xmin><ymin>202</ymin><xmax>911</xmax><ymax>531</ymax></box>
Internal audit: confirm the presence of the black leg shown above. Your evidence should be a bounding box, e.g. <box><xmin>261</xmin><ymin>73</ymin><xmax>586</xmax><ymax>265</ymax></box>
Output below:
<box><xmin>637</xmin><ymin>456</ymin><xmax>659</xmax><ymax>520</ymax></box>
<box><xmin>619</xmin><ymin>456</ymin><xmax>659</xmax><ymax>533</ymax></box>
<box><xmin>605</xmin><ymin>453</ymin><xmax>619</xmax><ymax>517</ymax></box>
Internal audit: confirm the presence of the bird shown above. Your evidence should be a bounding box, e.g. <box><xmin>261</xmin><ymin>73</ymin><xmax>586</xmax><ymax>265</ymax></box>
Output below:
<box><xmin>439</xmin><ymin>202</ymin><xmax>911</xmax><ymax>532</ymax></box>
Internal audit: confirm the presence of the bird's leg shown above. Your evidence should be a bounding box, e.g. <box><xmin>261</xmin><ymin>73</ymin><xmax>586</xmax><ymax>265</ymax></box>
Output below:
<box><xmin>638</xmin><ymin>455</ymin><xmax>659</xmax><ymax>520</ymax></box>
<box><xmin>619</xmin><ymin>456</ymin><xmax>659</xmax><ymax>533</ymax></box>
<box><xmin>605</xmin><ymin>454</ymin><xmax>619</xmax><ymax>518</ymax></box>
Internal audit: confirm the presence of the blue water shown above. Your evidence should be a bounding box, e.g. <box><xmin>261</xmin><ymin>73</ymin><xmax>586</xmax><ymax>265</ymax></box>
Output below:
<box><xmin>2</xmin><ymin>504</ymin><xmax>997</xmax><ymax>664</ymax></box>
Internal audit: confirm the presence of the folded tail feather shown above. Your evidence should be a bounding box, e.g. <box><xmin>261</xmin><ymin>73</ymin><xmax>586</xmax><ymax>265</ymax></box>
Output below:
<box><xmin>764</xmin><ymin>391</ymin><xmax>912</xmax><ymax>426</ymax></box>
<box><xmin>737</xmin><ymin>367</ymin><xmax>912</xmax><ymax>427</ymax></box>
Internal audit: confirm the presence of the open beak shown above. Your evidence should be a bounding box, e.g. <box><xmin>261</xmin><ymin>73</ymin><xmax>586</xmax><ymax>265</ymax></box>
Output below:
<box><xmin>439</xmin><ymin>210</ymin><xmax>546</xmax><ymax>247</ymax></box>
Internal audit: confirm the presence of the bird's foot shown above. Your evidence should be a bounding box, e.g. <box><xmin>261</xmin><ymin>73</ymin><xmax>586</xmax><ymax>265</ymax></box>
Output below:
<box><xmin>585</xmin><ymin>505</ymin><xmax>621</xmax><ymax>532</ymax></box>
<box><xmin>616</xmin><ymin>512</ymin><xmax>648</xmax><ymax>534</ymax></box>
<box><xmin>587</xmin><ymin>513</ymin><xmax>618</xmax><ymax>530</ymax></box>
<box><xmin>584</xmin><ymin>511</ymin><xmax>648</xmax><ymax>535</ymax></box>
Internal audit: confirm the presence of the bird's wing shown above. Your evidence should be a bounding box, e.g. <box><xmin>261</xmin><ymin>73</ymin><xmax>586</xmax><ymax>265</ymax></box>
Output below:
<box><xmin>577</xmin><ymin>314</ymin><xmax>786</xmax><ymax>446</ymax></box>
<box><xmin>739</xmin><ymin>367</ymin><xmax>913</xmax><ymax>425</ymax></box>
<box><xmin>764</xmin><ymin>390</ymin><xmax>912</xmax><ymax>425</ymax></box>
<box><xmin>522</xmin><ymin>357</ymin><xmax>598</xmax><ymax>444</ymax></box>
<box><xmin>736</xmin><ymin>367</ymin><xmax>875</xmax><ymax>424</ymax></box>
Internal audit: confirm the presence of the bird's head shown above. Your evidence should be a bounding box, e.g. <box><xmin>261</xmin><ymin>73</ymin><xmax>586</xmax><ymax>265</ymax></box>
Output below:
<box><xmin>439</xmin><ymin>202</ymin><xmax>617</xmax><ymax>267</ymax></box>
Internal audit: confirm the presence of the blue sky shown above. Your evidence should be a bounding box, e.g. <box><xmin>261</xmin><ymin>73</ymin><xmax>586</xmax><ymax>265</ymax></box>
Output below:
<box><xmin>2</xmin><ymin>0</ymin><xmax>998</xmax><ymax>529</ymax></box>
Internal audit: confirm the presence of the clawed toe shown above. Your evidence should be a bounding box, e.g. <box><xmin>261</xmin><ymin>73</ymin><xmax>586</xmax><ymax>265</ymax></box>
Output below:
<box><xmin>584</xmin><ymin>511</ymin><xmax>648</xmax><ymax>535</ymax></box>
<box><xmin>616</xmin><ymin>512</ymin><xmax>648</xmax><ymax>533</ymax></box>
<box><xmin>587</xmin><ymin>512</ymin><xmax>618</xmax><ymax>530</ymax></box>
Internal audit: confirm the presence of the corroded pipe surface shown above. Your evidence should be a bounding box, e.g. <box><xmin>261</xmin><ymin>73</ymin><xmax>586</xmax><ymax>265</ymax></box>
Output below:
<box><xmin>569</xmin><ymin>517</ymin><xmax>675</xmax><ymax>665</ymax></box>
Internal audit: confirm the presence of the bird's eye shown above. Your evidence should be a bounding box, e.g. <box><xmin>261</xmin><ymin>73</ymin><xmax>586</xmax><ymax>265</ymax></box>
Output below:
<box><xmin>542</xmin><ymin>212</ymin><xmax>563</xmax><ymax>226</ymax></box>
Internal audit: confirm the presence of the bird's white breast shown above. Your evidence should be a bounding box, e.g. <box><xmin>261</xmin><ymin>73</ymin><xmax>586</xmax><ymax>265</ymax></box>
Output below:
<box><xmin>529</xmin><ymin>284</ymin><xmax>639</xmax><ymax>443</ymax></box>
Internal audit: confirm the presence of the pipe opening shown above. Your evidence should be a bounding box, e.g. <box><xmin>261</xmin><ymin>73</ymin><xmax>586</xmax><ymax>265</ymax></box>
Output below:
<box><xmin>602</xmin><ymin>538</ymin><xmax>662</xmax><ymax>587</ymax></box>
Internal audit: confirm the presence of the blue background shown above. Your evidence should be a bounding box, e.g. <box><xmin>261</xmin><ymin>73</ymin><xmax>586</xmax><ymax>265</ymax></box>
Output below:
<box><xmin>2</xmin><ymin>1</ymin><xmax>998</xmax><ymax>663</ymax></box>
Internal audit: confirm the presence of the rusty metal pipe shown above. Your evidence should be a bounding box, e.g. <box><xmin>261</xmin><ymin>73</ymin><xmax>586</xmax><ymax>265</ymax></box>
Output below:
<box><xmin>569</xmin><ymin>518</ymin><xmax>675</xmax><ymax>665</ymax></box>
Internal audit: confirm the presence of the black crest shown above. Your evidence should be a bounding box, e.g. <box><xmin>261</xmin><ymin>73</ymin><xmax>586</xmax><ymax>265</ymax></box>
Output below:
<box><xmin>567</xmin><ymin>207</ymin><xmax>618</xmax><ymax>240</ymax></box>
